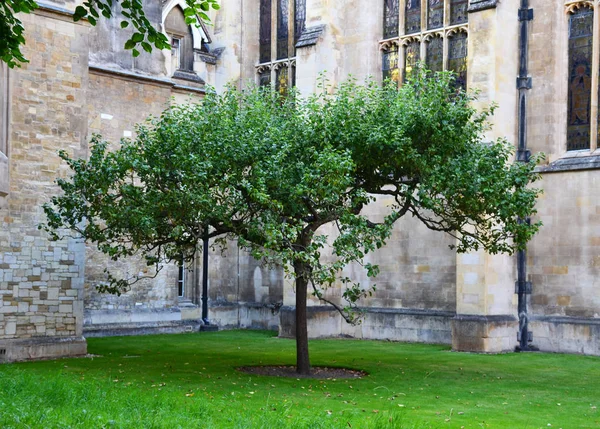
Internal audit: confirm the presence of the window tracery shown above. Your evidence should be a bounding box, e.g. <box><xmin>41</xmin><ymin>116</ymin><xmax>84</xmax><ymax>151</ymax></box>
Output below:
<box><xmin>257</xmin><ymin>0</ymin><xmax>306</xmax><ymax>92</ymax></box>
<box><xmin>380</xmin><ymin>0</ymin><xmax>469</xmax><ymax>87</ymax></box>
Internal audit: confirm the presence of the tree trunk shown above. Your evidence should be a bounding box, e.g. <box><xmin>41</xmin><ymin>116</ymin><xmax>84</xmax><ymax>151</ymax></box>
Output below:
<box><xmin>294</xmin><ymin>259</ymin><xmax>310</xmax><ymax>375</ymax></box>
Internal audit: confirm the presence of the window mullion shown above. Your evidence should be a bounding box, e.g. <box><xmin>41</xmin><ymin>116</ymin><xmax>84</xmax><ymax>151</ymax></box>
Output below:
<box><xmin>444</xmin><ymin>0</ymin><xmax>449</xmax><ymax>27</ymax></box>
<box><xmin>591</xmin><ymin>3</ymin><xmax>600</xmax><ymax>151</ymax></box>
<box><xmin>271</xmin><ymin>0</ymin><xmax>277</xmax><ymax>90</ymax></box>
<box><xmin>443</xmin><ymin>30</ymin><xmax>449</xmax><ymax>70</ymax></box>
<box><xmin>399</xmin><ymin>0</ymin><xmax>406</xmax><ymax>36</ymax></box>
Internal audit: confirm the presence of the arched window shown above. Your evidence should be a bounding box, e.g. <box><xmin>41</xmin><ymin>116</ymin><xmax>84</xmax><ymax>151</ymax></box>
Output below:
<box><xmin>567</xmin><ymin>5</ymin><xmax>594</xmax><ymax>151</ymax></box>
<box><xmin>403</xmin><ymin>39</ymin><xmax>420</xmax><ymax>82</ymax></box>
<box><xmin>382</xmin><ymin>45</ymin><xmax>400</xmax><ymax>83</ymax></box>
<box><xmin>426</xmin><ymin>35</ymin><xmax>443</xmax><ymax>73</ymax></box>
<box><xmin>165</xmin><ymin>6</ymin><xmax>195</xmax><ymax>73</ymax></box>
<box><xmin>379</xmin><ymin>0</ymin><xmax>469</xmax><ymax>88</ymax></box>
<box><xmin>448</xmin><ymin>30</ymin><xmax>468</xmax><ymax>91</ymax></box>
<box><xmin>258</xmin><ymin>0</ymin><xmax>306</xmax><ymax>93</ymax></box>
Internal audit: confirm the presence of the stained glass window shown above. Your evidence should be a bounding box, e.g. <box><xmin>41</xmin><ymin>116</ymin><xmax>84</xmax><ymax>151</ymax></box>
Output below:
<box><xmin>448</xmin><ymin>32</ymin><xmax>467</xmax><ymax>91</ymax></box>
<box><xmin>428</xmin><ymin>0</ymin><xmax>444</xmax><ymax>30</ymax></box>
<box><xmin>383</xmin><ymin>47</ymin><xmax>400</xmax><ymax>83</ymax></box>
<box><xmin>405</xmin><ymin>0</ymin><xmax>421</xmax><ymax>35</ymax></box>
<box><xmin>259</xmin><ymin>70</ymin><xmax>271</xmax><ymax>87</ymax></box>
<box><xmin>277</xmin><ymin>0</ymin><xmax>289</xmax><ymax>60</ymax></box>
<box><xmin>260</xmin><ymin>0</ymin><xmax>272</xmax><ymax>63</ymax></box>
<box><xmin>426</xmin><ymin>36</ymin><xmax>443</xmax><ymax>73</ymax></box>
<box><xmin>384</xmin><ymin>0</ymin><xmax>400</xmax><ymax>39</ymax></box>
<box><xmin>295</xmin><ymin>0</ymin><xmax>306</xmax><ymax>46</ymax></box>
<box><xmin>568</xmin><ymin>7</ymin><xmax>593</xmax><ymax>151</ymax></box>
<box><xmin>450</xmin><ymin>0</ymin><xmax>468</xmax><ymax>26</ymax></box>
<box><xmin>276</xmin><ymin>67</ymin><xmax>289</xmax><ymax>96</ymax></box>
<box><xmin>403</xmin><ymin>41</ymin><xmax>420</xmax><ymax>82</ymax></box>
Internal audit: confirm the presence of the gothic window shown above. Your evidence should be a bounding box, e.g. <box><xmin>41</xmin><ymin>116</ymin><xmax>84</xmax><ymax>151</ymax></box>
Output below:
<box><xmin>426</xmin><ymin>35</ymin><xmax>443</xmax><ymax>73</ymax></box>
<box><xmin>260</xmin><ymin>0</ymin><xmax>272</xmax><ymax>63</ymax></box>
<box><xmin>428</xmin><ymin>0</ymin><xmax>444</xmax><ymax>30</ymax></box>
<box><xmin>276</xmin><ymin>66</ymin><xmax>289</xmax><ymax>95</ymax></box>
<box><xmin>257</xmin><ymin>0</ymin><xmax>305</xmax><ymax>90</ymax></box>
<box><xmin>165</xmin><ymin>6</ymin><xmax>195</xmax><ymax>73</ymax></box>
<box><xmin>448</xmin><ymin>31</ymin><xmax>468</xmax><ymax>91</ymax></box>
<box><xmin>567</xmin><ymin>5</ymin><xmax>593</xmax><ymax>151</ymax></box>
<box><xmin>403</xmin><ymin>39</ymin><xmax>420</xmax><ymax>81</ymax></box>
<box><xmin>450</xmin><ymin>0</ymin><xmax>468</xmax><ymax>26</ymax></box>
<box><xmin>384</xmin><ymin>0</ymin><xmax>400</xmax><ymax>39</ymax></box>
<box><xmin>383</xmin><ymin>47</ymin><xmax>400</xmax><ymax>83</ymax></box>
<box><xmin>277</xmin><ymin>0</ymin><xmax>290</xmax><ymax>60</ymax></box>
<box><xmin>379</xmin><ymin>0</ymin><xmax>468</xmax><ymax>87</ymax></box>
<box><xmin>295</xmin><ymin>0</ymin><xmax>306</xmax><ymax>47</ymax></box>
<box><xmin>405</xmin><ymin>0</ymin><xmax>421</xmax><ymax>35</ymax></box>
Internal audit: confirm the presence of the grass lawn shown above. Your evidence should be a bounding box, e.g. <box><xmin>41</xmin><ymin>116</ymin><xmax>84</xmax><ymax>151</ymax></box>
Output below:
<box><xmin>0</xmin><ymin>330</ymin><xmax>598</xmax><ymax>429</ymax></box>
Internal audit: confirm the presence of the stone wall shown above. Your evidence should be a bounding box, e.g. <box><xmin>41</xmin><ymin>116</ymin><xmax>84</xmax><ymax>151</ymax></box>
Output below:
<box><xmin>0</xmin><ymin>4</ymin><xmax>89</xmax><ymax>361</ymax></box>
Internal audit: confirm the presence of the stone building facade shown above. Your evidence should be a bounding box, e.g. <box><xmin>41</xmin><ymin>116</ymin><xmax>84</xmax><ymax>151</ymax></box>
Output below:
<box><xmin>0</xmin><ymin>0</ymin><xmax>599</xmax><ymax>361</ymax></box>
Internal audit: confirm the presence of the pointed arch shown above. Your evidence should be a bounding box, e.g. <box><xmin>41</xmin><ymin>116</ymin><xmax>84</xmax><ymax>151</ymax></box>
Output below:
<box><xmin>162</xmin><ymin>0</ymin><xmax>211</xmax><ymax>50</ymax></box>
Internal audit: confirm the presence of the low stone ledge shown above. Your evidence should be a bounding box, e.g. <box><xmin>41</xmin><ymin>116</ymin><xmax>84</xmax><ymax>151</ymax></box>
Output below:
<box><xmin>0</xmin><ymin>336</ymin><xmax>87</xmax><ymax>363</ymax></box>
<box><xmin>451</xmin><ymin>314</ymin><xmax>517</xmax><ymax>353</ymax></box>
<box><xmin>83</xmin><ymin>320</ymin><xmax>201</xmax><ymax>337</ymax></box>
<box><xmin>536</xmin><ymin>154</ymin><xmax>600</xmax><ymax>173</ymax></box>
<box><xmin>529</xmin><ymin>315</ymin><xmax>600</xmax><ymax>355</ymax></box>
<box><xmin>468</xmin><ymin>0</ymin><xmax>497</xmax><ymax>13</ymax></box>
<box><xmin>279</xmin><ymin>306</ymin><xmax>454</xmax><ymax>344</ymax></box>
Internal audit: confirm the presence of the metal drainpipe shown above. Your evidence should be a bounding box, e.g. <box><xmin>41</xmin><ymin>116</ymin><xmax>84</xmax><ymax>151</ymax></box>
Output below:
<box><xmin>202</xmin><ymin>230</ymin><xmax>210</xmax><ymax>325</ymax></box>
<box><xmin>516</xmin><ymin>0</ymin><xmax>533</xmax><ymax>351</ymax></box>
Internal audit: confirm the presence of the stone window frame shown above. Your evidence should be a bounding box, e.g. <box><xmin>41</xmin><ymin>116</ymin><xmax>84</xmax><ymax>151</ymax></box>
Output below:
<box><xmin>256</xmin><ymin>0</ymin><xmax>305</xmax><ymax>93</ymax></box>
<box><xmin>379</xmin><ymin>0</ymin><xmax>469</xmax><ymax>86</ymax></box>
<box><xmin>161</xmin><ymin>0</ymin><xmax>212</xmax><ymax>78</ymax></box>
<box><xmin>565</xmin><ymin>1</ymin><xmax>600</xmax><ymax>153</ymax></box>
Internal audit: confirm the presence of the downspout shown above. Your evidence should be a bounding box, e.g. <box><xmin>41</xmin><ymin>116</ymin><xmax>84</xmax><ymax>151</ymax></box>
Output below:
<box><xmin>516</xmin><ymin>0</ymin><xmax>533</xmax><ymax>351</ymax></box>
<box><xmin>202</xmin><ymin>232</ymin><xmax>210</xmax><ymax>325</ymax></box>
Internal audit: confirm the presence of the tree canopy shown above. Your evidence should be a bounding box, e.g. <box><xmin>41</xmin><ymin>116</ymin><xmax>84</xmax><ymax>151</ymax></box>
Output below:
<box><xmin>42</xmin><ymin>71</ymin><xmax>542</xmax><ymax>374</ymax></box>
<box><xmin>1</xmin><ymin>0</ymin><xmax>219</xmax><ymax>67</ymax></box>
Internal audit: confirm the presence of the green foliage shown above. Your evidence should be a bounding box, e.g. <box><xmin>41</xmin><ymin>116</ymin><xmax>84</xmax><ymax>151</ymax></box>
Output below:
<box><xmin>0</xmin><ymin>0</ymin><xmax>38</xmax><ymax>67</ymax></box>
<box><xmin>42</xmin><ymin>69</ymin><xmax>542</xmax><ymax>322</ymax></box>
<box><xmin>1</xmin><ymin>0</ymin><xmax>219</xmax><ymax>67</ymax></box>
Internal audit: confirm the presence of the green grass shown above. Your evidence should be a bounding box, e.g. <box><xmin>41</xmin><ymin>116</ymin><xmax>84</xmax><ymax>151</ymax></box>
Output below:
<box><xmin>0</xmin><ymin>330</ymin><xmax>598</xmax><ymax>428</ymax></box>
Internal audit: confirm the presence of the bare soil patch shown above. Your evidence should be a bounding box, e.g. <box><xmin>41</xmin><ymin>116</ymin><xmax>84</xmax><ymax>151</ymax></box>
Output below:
<box><xmin>238</xmin><ymin>365</ymin><xmax>366</xmax><ymax>379</ymax></box>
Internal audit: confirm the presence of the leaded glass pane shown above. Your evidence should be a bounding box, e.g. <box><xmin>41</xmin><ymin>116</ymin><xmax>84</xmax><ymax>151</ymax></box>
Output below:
<box><xmin>426</xmin><ymin>36</ymin><xmax>443</xmax><ymax>73</ymax></box>
<box><xmin>259</xmin><ymin>0</ymin><xmax>272</xmax><ymax>63</ymax></box>
<box><xmin>448</xmin><ymin>32</ymin><xmax>467</xmax><ymax>90</ymax></box>
<box><xmin>384</xmin><ymin>0</ymin><xmax>400</xmax><ymax>39</ymax></box>
<box><xmin>295</xmin><ymin>0</ymin><xmax>306</xmax><ymax>46</ymax></box>
<box><xmin>405</xmin><ymin>0</ymin><xmax>421</xmax><ymax>35</ymax></box>
<box><xmin>276</xmin><ymin>66</ymin><xmax>289</xmax><ymax>96</ymax></box>
<box><xmin>427</xmin><ymin>0</ymin><xmax>443</xmax><ymax>30</ymax></box>
<box><xmin>403</xmin><ymin>41</ymin><xmax>420</xmax><ymax>82</ymax></box>
<box><xmin>568</xmin><ymin>8</ymin><xmax>593</xmax><ymax>151</ymax></box>
<box><xmin>450</xmin><ymin>0</ymin><xmax>468</xmax><ymax>26</ymax></box>
<box><xmin>259</xmin><ymin>70</ymin><xmax>271</xmax><ymax>87</ymax></box>
<box><xmin>277</xmin><ymin>0</ymin><xmax>289</xmax><ymax>60</ymax></box>
<box><xmin>383</xmin><ymin>47</ymin><xmax>400</xmax><ymax>83</ymax></box>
